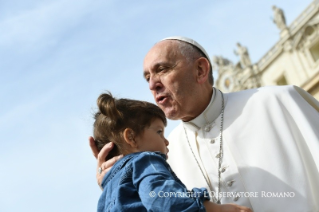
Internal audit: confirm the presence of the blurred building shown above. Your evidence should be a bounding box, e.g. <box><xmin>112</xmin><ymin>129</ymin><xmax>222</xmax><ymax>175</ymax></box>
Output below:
<box><xmin>215</xmin><ymin>0</ymin><xmax>319</xmax><ymax>100</ymax></box>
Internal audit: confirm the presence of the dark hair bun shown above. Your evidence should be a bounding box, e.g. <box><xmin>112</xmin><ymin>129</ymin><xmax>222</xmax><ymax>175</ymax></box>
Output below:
<box><xmin>97</xmin><ymin>92</ymin><xmax>123</xmax><ymax>121</ymax></box>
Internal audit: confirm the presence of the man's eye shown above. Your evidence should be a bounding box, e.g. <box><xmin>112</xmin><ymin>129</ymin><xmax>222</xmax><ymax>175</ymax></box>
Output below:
<box><xmin>158</xmin><ymin>66</ymin><xmax>168</xmax><ymax>72</ymax></box>
<box><xmin>157</xmin><ymin>130</ymin><xmax>163</xmax><ymax>135</ymax></box>
<box><xmin>145</xmin><ymin>76</ymin><xmax>150</xmax><ymax>82</ymax></box>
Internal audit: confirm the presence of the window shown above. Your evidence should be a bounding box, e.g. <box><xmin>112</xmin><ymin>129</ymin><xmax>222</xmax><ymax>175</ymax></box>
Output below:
<box><xmin>277</xmin><ymin>75</ymin><xmax>288</xmax><ymax>85</ymax></box>
<box><xmin>309</xmin><ymin>41</ymin><xmax>319</xmax><ymax>62</ymax></box>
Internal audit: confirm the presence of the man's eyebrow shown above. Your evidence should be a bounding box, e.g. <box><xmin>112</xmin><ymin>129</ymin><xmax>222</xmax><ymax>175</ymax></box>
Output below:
<box><xmin>143</xmin><ymin>70</ymin><xmax>149</xmax><ymax>78</ymax></box>
<box><xmin>151</xmin><ymin>62</ymin><xmax>171</xmax><ymax>69</ymax></box>
<box><xmin>143</xmin><ymin>61</ymin><xmax>175</xmax><ymax>79</ymax></box>
<box><xmin>143</xmin><ymin>62</ymin><xmax>165</xmax><ymax>77</ymax></box>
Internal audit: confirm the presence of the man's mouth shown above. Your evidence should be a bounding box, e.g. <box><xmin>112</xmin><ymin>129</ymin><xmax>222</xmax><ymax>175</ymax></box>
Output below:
<box><xmin>156</xmin><ymin>95</ymin><xmax>168</xmax><ymax>104</ymax></box>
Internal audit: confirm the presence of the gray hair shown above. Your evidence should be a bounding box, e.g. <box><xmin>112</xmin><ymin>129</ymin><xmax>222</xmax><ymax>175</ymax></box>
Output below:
<box><xmin>176</xmin><ymin>40</ymin><xmax>214</xmax><ymax>85</ymax></box>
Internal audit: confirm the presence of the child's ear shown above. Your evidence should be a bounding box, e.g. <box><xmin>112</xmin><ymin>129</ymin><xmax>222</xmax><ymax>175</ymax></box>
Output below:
<box><xmin>123</xmin><ymin>128</ymin><xmax>138</xmax><ymax>148</ymax></box>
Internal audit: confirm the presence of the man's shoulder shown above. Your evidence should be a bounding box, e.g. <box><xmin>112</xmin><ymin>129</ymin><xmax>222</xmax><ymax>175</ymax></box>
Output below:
<box><xmin>167</xmin><ymin>122</ymin><xmax>184</xmax><ymax>140</ymax></box>
<box><xmin>256</xmin><ymin>85</ymin><xmax>297</xmax><ymax>94</ymax></box>
<box><xmin>227</xmin><ymin>85</ymin><xmax>298</xmax><ymax>101</ymax></box>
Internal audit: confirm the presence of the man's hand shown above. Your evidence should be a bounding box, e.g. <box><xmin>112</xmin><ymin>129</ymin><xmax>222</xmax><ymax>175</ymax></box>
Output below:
<box><xmin>89</xmin><ymin>136</ymin><xmax>123</xmax><ymax>188</ymax></box>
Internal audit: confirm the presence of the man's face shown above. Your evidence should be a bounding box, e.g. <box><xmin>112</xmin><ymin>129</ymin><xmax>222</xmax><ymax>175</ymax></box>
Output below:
<box><xmin>143</xmin><ymin>41</ymin><xmax>198</xmax><ymax>121</ymax></box>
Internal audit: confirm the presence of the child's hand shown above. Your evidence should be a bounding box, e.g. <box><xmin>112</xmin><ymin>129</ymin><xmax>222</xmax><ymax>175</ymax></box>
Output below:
<box><xmin>204</xmin><ymin>201</ymin><xmax>252</xmax><ymax>212</ymax></box>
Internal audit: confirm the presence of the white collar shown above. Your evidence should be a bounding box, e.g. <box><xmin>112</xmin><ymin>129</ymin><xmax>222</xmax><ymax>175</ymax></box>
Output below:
<box><xmin>183</xmin><ymin>87</ymin><xmax>222</xmax><ymax>132</ymax></box>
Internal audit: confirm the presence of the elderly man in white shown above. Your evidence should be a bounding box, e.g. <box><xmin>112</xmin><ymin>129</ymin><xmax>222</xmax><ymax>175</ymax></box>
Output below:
<box><xmin>90</xmin><ymin>36</ymin><xmax>319</xmax><ymax>212</ymax></box>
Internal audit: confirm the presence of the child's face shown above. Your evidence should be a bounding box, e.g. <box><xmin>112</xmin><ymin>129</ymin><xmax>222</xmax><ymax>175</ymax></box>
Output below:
<box><xmin>135</xmin><ymin>118</ymin><xmax>169</xmax><ymax>158</ymax></box>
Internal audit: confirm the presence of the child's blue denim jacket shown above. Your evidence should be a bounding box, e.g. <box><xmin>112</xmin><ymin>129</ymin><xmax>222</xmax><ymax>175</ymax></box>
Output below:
<box><xmin>97</xmin><ymin>151</ymin><xmax>209</xmax><ymax>211</ymax></box>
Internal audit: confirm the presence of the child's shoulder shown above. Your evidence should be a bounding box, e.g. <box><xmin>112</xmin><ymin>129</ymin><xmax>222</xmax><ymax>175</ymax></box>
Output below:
<box><xmin>132</xmin><ymin>151</ymin><xmax>167</xmax><ymax>163</ymax></box>
<box><xmin>131</xmin><ymin>151</ymin><xmax>169</xmax><ymax>171</ymax></box>
<box><xmin>131</xmin><ymin>152</ymin><xmax>174</xmax><ymax>183</ymax></box>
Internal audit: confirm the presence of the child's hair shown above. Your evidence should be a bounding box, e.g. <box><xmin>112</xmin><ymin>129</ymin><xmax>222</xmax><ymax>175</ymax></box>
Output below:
<box><xmin>93</xmin><ymin>92</ymin><xmax>167</xmax><ymax>160</ymax></box>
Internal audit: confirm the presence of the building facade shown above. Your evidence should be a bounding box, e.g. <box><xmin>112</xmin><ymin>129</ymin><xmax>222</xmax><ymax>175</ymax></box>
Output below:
<box><xmin>215</xmin><ymin>0</ymin><xmax>319</xmax><ymax>100</ymax></box>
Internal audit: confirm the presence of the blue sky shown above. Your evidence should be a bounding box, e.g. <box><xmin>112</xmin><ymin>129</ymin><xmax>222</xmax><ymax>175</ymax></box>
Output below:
<box><xmin>0</xmin><ymin>0</ymin><xmax>313</xmax><ymax>211</ymax></box>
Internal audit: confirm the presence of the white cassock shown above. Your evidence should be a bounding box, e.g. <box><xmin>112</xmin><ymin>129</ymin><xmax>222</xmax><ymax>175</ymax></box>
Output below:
<box><xmin>167</xmin><ymin>85</ymin><xmax>319</xmax><ymax>212</ymax></box>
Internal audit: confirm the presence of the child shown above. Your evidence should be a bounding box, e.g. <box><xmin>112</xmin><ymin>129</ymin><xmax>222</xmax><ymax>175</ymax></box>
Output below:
<box><xmin>93</xmin><ymin>92</ymin><xmax>251</xmax><ymax>212</ymax></box>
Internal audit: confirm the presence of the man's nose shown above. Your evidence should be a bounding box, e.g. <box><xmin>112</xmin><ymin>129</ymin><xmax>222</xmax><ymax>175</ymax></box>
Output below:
<box><xmin>149</xmin><ymin>75</ymin><xmax>163</xmax><ymax>91</ymax></box>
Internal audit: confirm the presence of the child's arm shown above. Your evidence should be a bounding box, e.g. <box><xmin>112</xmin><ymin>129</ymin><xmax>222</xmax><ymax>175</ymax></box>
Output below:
<box><xmin>132</xmin><ymin>152</ymin><xmax>252</xmax><ymax>212</ymax></box>
<box><xmin>132</xmin><ymin>152</ymin><xmax>207</xmax><ymax>211</ymax></box>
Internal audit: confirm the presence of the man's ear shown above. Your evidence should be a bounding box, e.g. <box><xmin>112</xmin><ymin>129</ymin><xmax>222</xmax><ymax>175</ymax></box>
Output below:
<box><xmin>195</xmin><ymin>57</ymin><xmax>210</xmax><ymax>84</ymax></box>
<box><xmin>123</xmin><ymin>128</ymin><xmax>138</xmax><ymax>148</ymax></box>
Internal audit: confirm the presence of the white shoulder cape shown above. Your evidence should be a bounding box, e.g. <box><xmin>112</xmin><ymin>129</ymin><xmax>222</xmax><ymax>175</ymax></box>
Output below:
<box><xmin>167</xmin><ymin>85</ymin><xmax>319</xmax><ymax>212</ymax></box>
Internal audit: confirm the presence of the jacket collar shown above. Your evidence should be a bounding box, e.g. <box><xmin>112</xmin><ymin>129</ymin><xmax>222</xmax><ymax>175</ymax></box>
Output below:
<box><xmin>183</xmin><ymin>87</ymin><xmax>223</xmax><ymax>132</ymax></box>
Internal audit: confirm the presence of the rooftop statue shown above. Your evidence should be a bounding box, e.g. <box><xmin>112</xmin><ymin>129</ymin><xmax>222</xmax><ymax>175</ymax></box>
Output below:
<box><xmin>272</xmin><ymin>5</ymin><xmax>287</xmax><ymax>31</ymax></box>
<box><xmin>234</xmin><ymin>43</ymin><xmax>252</xmax><ymax>69</ymax></box>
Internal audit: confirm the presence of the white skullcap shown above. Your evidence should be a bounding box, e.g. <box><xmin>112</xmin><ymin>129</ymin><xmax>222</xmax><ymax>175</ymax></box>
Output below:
<box><xmin>161</xmin><ymin>36</ymin><xmax>212</xmax><ymax>66</ymax></box>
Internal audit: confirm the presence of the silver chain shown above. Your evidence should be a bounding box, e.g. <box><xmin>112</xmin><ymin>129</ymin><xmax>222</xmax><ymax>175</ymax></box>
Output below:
<box><xmin>183</xmin><ymin>89</ymin><xmax>224</xmax><ymax>204</ymax></box>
